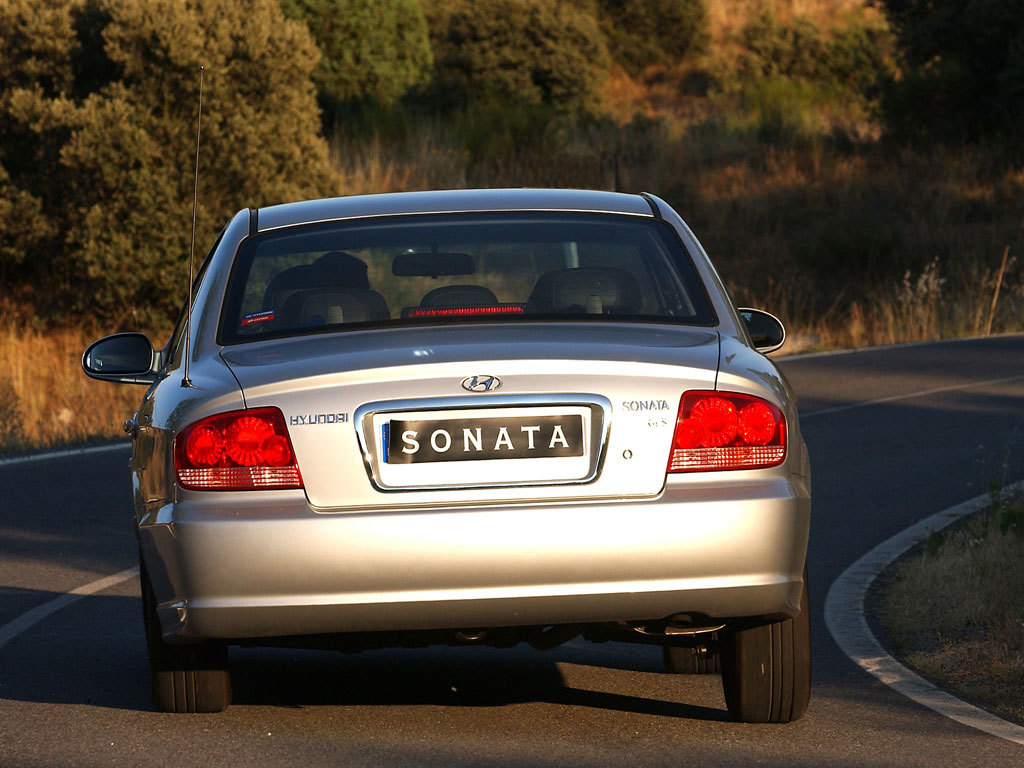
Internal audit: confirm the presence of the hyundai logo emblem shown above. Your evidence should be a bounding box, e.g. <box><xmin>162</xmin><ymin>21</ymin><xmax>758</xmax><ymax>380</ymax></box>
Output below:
<box><xmin>462</xmin><ymin>375</ymin><xmax>501</xmax><ymax>393</ymax></box>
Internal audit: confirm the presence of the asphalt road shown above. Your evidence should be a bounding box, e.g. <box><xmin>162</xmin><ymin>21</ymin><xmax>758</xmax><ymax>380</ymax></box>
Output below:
<box><xmin>2</xmin><ymin>334</ymin><xmax>1023</xmax><ymax>767</ymax></box>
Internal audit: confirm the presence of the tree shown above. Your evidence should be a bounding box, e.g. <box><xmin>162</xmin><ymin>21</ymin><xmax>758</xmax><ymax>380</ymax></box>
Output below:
<box><xmin>281</xmin><ymin>0</ymin><xmax>433</xmax><ymax>112</ymax></box>
<box><xmin>0</xmin><ymin>0</ymin><xmax>336</xmax><ymax>326</ymax></box>
<box><xmin>598</xmin><ymin>0</ymin><xmax>709</xmax><ymax>75</ymax></box>
<box><xmin>431</xmin><ymin>0</ymin><xmax>610</xmax><ymax>112</ymax></box>
<box><xmin>880</xmin><ymin>0</ymin><xmax>1024</xmax><ymax>145</ymax></box>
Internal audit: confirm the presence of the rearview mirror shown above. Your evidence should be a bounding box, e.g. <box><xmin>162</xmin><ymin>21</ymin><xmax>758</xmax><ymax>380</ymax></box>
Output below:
<box><xmin>738</xmin><ymin>308</ymin><xmax>786</xmax><ymax>354</ymax></box>
<box><xmin>82</xmin><ymin>332</ymin><xmax>157</xmax><ymax>385</ymax></box>
<box><xmin>392</xmin><ymin>251</ymin><xmax>475</xmax><ymax>277</ymax></box>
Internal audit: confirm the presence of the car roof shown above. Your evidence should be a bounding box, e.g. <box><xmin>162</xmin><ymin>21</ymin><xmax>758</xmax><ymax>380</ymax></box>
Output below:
<box><xmin>255</xmin><ymin>188</ymin><xmax>656</xmax><ymax>232</ymax></box>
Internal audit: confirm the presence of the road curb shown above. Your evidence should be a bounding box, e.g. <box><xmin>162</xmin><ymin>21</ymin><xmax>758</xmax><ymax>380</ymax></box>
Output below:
<box><xmin>824</xmin><ymin>481</ymin><xmax>1024</xmax><ymax>746</ymax></box>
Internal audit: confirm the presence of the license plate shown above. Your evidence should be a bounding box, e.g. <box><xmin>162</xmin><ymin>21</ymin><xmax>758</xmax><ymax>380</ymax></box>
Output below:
<box><xmin>384</xmin><ymin>414</ymin><xmax>584</xmax><ymax>464</ymax></box>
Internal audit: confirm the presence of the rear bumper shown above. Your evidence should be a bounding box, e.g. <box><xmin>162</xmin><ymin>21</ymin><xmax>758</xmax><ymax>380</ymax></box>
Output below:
<box><xmin>139</xmin><ymin>475</ymin><xmax>810</xmax><ymax>642</ymax></box>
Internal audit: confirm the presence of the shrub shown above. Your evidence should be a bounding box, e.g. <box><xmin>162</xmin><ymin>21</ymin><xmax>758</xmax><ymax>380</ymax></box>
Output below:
<box><xmin>739</xmin><ymin>10</ymin><xmax>829</xmax><ymax>81</ymax></box>
<box><xmin>738</xmin><ymin>9</ymin><xmax>893</xmax><ymax>94</ymax></box>
<box><xmin>0</xmin><ymin>0</ymin><xmax>335</xmax><ymax>327</ymax></box>
<box><xmin>879</xmin><ymin>0</ymin><xmax>1024</xmax><ymax>146</ymax></box>
<box><xmin>431</xmin><ymin>0</ymin><xmax>610</xmax><ymax>112</ymax></box>
<box><xmin>0</xmin><ymin>0</ymin><xmax>80</xmax><ymax>97</ymax></box>
<box><xmin>598</xmin><ymin>0</ymin><xmax>709</xmax><ymax>75</ymax></box>
<box><xmin>0</xmin><ymin>163</ymin><xmax>53</xmax><ymax>279</ymax></box>
<box><xmin>740</xmin><ymin>78</ymin><xmax>824</xmax><ymax>147</ymax></box>
<box><xmin>280</xmin><ymin>0</ymin><xmax>433</xmax><ymax>111</ymax></box>
<box><xmin>827</xmin><ymin>21</ymin><xmax>896</xmax><ymax>96</ymax></box>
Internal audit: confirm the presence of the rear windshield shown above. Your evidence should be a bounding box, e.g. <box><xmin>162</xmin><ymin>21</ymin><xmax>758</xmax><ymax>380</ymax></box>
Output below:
<box><xmin>219</xmin><ymin>212</ymin><xmax>715</xmax><ymax>344</ymax></box>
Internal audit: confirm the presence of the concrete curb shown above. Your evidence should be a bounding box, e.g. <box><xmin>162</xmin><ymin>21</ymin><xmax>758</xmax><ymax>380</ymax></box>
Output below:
<box><xmin>824</xmin><ymin>481</ymin><xmax>1024</xmax><ymax>746</ymax></box>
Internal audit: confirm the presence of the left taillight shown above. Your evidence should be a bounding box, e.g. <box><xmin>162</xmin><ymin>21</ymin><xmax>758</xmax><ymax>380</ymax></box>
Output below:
<box><xmin>667</xmin><ymin>391</ymin><xmax>786</xmax><ymax>473</ymax></box>
<box><xmin>174</xmin><ymin>407</ymin><xmax>303</xmax><ymax>490</ymax></box>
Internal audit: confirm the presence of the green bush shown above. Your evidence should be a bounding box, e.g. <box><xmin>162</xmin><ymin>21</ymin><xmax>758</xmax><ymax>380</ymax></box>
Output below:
<box><xmin>740</xmin><ymin>78</ymin><xmax>824</xmax><ymax>147</ymax></box>
<box><xmin>430</xmin><ymin>0</ymin><xmax>610</xmax><ymax>112</ymax></box>
<box><xmin>280</xmin><ymin>0</ymin><xmax>432</xmax><ymax>111</ymax></box>
<box><xmin>739</xmin><ymin>10</ymin><xmax>829</xmax><ymax>82</ymax></box>
<box><xmin>0</xmin><ymin>163</ymin><xmax>53</xmax><ymax>281</ymax></box>
<box><xmin>0</xmin><ymin>0</ymin><xmax>335</xmax><ymax>327</ymax></box>
<box><xmin>0</xmin><ymin>0</ymin><xmax>79</xmax><ymax>96</ymax></box>
<box><xmin>735</xmin><ymin>10</ymin><xmax>893</xmax><ymax>99</ymax></box>
<box><xmin>880</xmin><ymin>0</ymin><xmax>1024</xmax><ymax>145</ymax></box>
<box><xmin>827</xmin><ymin>22</ymin><xmax>895</xmax><ymax>96</ymax></box>
<box><xmin>598</xmin><ymin>0</ymin><xmax>709</xmax><ymax>75</ymax></box>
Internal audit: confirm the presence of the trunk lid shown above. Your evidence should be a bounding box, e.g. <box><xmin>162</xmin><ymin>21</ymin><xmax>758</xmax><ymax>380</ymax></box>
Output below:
<box><xmin>220</xmin><ymin>323</ymin><xmax>719</xmax><ymax>510</ymax></box>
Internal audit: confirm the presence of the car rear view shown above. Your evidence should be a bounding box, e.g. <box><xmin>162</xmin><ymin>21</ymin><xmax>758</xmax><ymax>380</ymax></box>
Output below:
<box><xmin>84</xmin><ymin>190</ymin><xmax>810</xmax><ymax>722</ymax></box>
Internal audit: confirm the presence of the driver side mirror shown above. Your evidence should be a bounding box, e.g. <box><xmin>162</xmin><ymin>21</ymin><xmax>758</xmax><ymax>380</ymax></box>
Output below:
<box><xmin>737</xmin><ymin>308</ymin><xmax>786</xmax><ymax>354</ymax></box>
<box><xmin>82</xmin><ymin>332</ymin><xmax>157</xmax><ymax>385</ymax></box>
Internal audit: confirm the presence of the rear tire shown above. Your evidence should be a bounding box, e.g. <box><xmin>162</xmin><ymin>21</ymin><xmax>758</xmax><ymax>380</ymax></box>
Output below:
<box><xmin>719</xmin><ymin>567</ymin><xmax>810</xmax><ymax>723</ymax></box>
<box><xmin>663</xmin><ymin>641</ymin><xmax>721</xmax><ymax>674</ymax></box>
<box><xmin>141</xmin><ymin>561</ymin><xmax>231</xmax><ymax>713</ymax></box>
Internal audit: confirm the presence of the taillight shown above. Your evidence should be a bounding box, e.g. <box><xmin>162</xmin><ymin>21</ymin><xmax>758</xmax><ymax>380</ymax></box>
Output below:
<box><xmin>667</xmin><ymin>391</ymin><xmax>786</xmax><ymax>473</ymax></box>
<box><xmin>174</xmin><ymin>407</ymin><xmax>303</xmax><ymax>490</ymax></box>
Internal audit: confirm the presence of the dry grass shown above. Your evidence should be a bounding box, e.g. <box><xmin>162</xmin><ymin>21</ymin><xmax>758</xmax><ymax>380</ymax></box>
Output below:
<box><xmin>706</xmin><ymin>0</ymin><xmax>882</xmax><ymax>44</ymax></box>
<box><xmin>328</xmin><ymin>132</ymin><xmax>469</xmax><ymax>195</ymax></box>
<box><xmin>328</xmin><ymin>118</ymin><xmax>1024</xmax><ymax>358</ymax></box>
<box><xmin>885</xmin><ymin>497</ymin><xmax>1024</xmax><ymax>722</ymax></box>
<box><xmin>0</xmin><ymin>324</ymin><xmax>148</xmax><ymax>451</ymax></box>
<box><xmin>4</xmin><ymin>0</ymin><xmax>1021</xmax><ymax>452</ymax></box>
<box><xmin>3</xmin><ymin>237</ymin><xmax>1017</xmax><ymax>454</ymax></box>
<box><xmin>7</xmin><ymin>128</ymin><xmax>1022</xmax><ymax>453</ymax></box>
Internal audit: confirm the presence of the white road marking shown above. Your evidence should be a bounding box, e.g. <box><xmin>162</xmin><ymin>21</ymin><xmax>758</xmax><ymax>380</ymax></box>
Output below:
<box><xmin>777</xmin><ymin>330</ymin><xmax>1024</xmax><ymax>362</ymax></box>
<box><xmin>0</xmin><ymin>566</ymin><xmax>139</xmax><ymax>651</ymax></box>
<box><xmin>2</xmin><ymin>334</ymin><xmax>1023</xmax><ymax>743</ymax></box>
<box><xmin>802</xmin><ymin>373</ymin><xmax>1024</xmax><ymax>419</ymax></box>
<box><xmin>824</xmin><ymin>481</ymin><xmax>1024</xmax><ymax>746</ymax></box>
<box><xmin>0</xmin><ymin>441</ymin><xmax>129</xmax><ymax>467</ymax></box>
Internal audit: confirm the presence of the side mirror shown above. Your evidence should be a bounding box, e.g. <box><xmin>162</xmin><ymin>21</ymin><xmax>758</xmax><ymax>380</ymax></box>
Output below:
<box><xmin>737</xmin><ymin>308</ymin><xmax>786</xmax><ymax>354</ymax></box>
<box><xmin>82</xmin><ymin>332</ymin><xmax>157</xmax><ymax>385</ymax></box>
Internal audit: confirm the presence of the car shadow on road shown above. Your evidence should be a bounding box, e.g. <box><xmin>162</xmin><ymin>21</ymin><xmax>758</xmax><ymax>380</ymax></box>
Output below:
<box><xmin>0</xmin><ymin>590</ymin><xmax>727</xmax><ymax>721</ymax></box>
<box><xmin>228</xmin><ymin>644</ymin><xmax>728</xmax><ymax>721</ymax></box>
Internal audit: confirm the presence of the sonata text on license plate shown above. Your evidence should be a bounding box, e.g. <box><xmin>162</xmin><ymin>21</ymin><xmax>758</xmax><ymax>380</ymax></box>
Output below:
<box><xmin>384</xmin><ymin>415</ymin><xmax>584</xmax><ymax>464</ymax></box>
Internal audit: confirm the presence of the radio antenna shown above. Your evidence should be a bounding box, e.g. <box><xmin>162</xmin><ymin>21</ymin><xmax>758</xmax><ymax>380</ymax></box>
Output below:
<box><xmin>182</xmin><ymin>64</ymin><xmax>204</xmax><ymax>389</ymax></box>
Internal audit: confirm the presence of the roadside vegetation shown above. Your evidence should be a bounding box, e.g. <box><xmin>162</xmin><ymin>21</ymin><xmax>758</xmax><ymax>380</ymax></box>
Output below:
<box><xmin>1</xmin><ymin>0</ymin><xmax>1022</xmax><ymax>451</ymax></box>
<box><xmin>883</xmin><ymin>491</ymin><xmax>1024</xmax><ymax>722</ymax></box>
<box><xmin>0</xmin><ymin>324</ymin><xmax>145</xmax><ymax>452</ymax></box>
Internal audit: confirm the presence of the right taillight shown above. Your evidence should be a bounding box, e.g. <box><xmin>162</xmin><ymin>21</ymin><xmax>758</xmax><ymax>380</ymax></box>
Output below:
<box><xmin>667</xmin><ymin>391</ymin><xmax>786</xmax><ymax>473</ymax></box>
<box><xmin>174</xmin><ymin>407</ymin><xmax>303</xmax><ymax>490</ymax></box>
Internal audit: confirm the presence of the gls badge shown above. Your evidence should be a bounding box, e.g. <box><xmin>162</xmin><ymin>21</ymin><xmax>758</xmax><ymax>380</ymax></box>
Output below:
<box><xmin>462</xmin><ymin>375</ymin><xmax>501</xmax><ymax>393</ymax></box>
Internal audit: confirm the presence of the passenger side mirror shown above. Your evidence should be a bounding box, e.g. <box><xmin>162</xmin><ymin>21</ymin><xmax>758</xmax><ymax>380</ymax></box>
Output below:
<box><xmin>737</xmin><ymin>308</ymin><xmax>786</xmax><ymax>354</ymax></box>
<box><xmin>82</xmin><ymin>332</ymin><xmax>157</xmax><ymax>385</ymax></box>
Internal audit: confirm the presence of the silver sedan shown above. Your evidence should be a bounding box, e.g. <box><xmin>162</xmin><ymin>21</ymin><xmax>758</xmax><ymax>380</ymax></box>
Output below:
<box><xmin>83</xmin><ymin>188</ymin><xmax>811</xmax><ymax>721</ymax></box>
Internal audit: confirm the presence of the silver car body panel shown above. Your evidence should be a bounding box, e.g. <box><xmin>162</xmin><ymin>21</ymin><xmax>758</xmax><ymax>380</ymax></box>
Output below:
<box><xmin>127</xmin><ymin>189</ymin><xmax>810</xmax><ymax>644</ymax></box>
<box><xmin>255</xmin><ymin>188</ymin><xmax>655</xmax><ymax>232</ymax></box>
<box><xmin>219</xmin><ymin>323</ymin><xmax>720</xmax><ymax>508</ymax></box>
<box><xmin>140</xmin><ymin>475</ymin><xmax>809</xmax><ymax>641</ymax></box>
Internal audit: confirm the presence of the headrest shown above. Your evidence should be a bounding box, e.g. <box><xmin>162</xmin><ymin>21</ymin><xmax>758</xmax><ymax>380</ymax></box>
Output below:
<box><xmin>263</xmin><ymin>251</ymin><xmax>369</xmax><ymax>308</ymax></box>
<box><xmin>529</xmin><ymin>268</ymin><xmax>641</xmax><ymax>314</ymax></box>
<box><xmin>312</xmin><ymin>251</ymin><xmax>369</xmax><ymax>289</ymax></box>
<box><xmin>280</xmin><ymin>289</ymin><xmax>390</xmax><ymax>326</ymax></box>
<box><xmin>420</xmin><ymin>284</ymin><xmax>499</xmax><ymax>307</ymax></box>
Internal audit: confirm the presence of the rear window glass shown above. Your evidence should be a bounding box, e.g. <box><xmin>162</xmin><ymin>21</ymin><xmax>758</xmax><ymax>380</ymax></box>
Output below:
<box><xmin>219</xmin><ymin>212</ymin><xmax>714</xmax><ymax>344</ymax></box>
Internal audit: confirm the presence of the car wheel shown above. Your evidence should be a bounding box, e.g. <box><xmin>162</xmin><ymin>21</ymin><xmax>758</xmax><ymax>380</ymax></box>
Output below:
<box><xmin>719</xmin><ymin>566</ymin><xmax>810</xmax><ymax>723</ymax></box>
<box><xmin>663</xmin><ymin>640</ymin><xmax>721</xmax><ymax>674</ymax></box>
<box><xmin>140</xmin><ymin>560</ymin><xmax>231</xmax><ymax>713</ymax></box>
